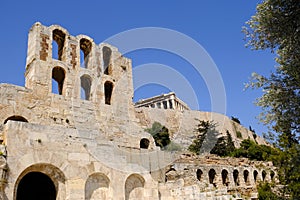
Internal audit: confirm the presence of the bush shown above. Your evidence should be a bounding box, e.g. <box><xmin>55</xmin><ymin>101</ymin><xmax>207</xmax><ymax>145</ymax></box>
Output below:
<box><xmin>230</xmin><ymin>139</ymin><xmax>279</xmax><ymax>161</ymax></box>
<box><xmin>188</xmin><ymin>120</ymin><xmax>216</xmax><ymax>155</ymax></box>
<box><xmin>236</xmin><ymin>131</ymin><xmax>242</xmax><ymax>138</ymax></box>
<box><xmin>231</xmin><ymin>116</ymin><xmax>240</xmax><ymax>124</ymax></box>
<box><xmin>165</xmin><ymin>141</ymin><xmax>182</xmax><ymax>152</ymax></box>
<box><xmin>210</xmin><ymin>131</ymin><xmax>235</xmax><ymax>157</ymax></box>
<box><xmin>258</xmin><ymin>183</ymin><xmax>281</xmax><ymax>200</ymax></box>
<box><xmin>145</xmin><ymin>122</ymin><xmax>171</xmax><ymax>149</ymax></box>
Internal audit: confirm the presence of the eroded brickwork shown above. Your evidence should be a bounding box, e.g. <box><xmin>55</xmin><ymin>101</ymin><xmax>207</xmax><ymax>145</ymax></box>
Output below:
<box><xmin>40</xmin><ymin>33</ymin><xmax>49</xmax><ymax>61</ymax></box>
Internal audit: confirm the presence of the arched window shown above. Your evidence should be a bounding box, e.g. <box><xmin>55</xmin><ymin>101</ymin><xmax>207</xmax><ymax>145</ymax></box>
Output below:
<box><xmin>221</xmin><ymin>169</ymin><xmax>229</xmax><ymax>186</ymax></box>
<box><xmin>270</xmin><ymin>171</ymin><xmax>275</xmax><ymax>181</ymax></box>
<box><xmin>140</xmin><ymin>138</ymin><xmax>150</xmax><ymax>149</ymax></box>
<box><xmin>80</xmin><ymin>75</ymin><xmax>92</xmax><ymax>100</ymax></box>
<box><xmin>244</xmin><ymin>170</ymin><xmax>250</xmax><ymax>185</ymax></box>
<box><xmin>16</xmin><ymin>172</ymin><xmax>56</xmax><ymax>200</ymax></box>
<box><xmin>262</xmin><ymin>170</ymin><xmax>267</xmax><ymax>181</ymax></box>
<box><xmin>103</xmin><ymin>46</ymin><xmax>112</xmax><ymax>75</ymax></box>
<box><xmin>208</xmin><ymin>169</ymin><xmax>216</xmax><ymax>187</ymax></box>
<box><xmin>52</xmin><ymin>29</ymin><xmax>65</xmax><ymax>61</ymax></box>
<box><xmin>4</xmin><ymin>116</ymin><xmax>28</xmax><ymax>124</ymax></box>
<box><xmin>104</xmin><ymin>81</ymin><xmax>113</xmax><ymax>105</ymax></box>
<box><xmin>253</xmin><ymin>170</ymin><xmax>258</xmax><ymax>183</ymax></box>
<box><xmin>52</xmin><ymin>67</ymin><xmax>65</xmax><ymax>95</ymax></box>
<box><xmin>85</xmin><ymin>173</ymin><xmax>109</xmax><ymax>200</ymax></box>
<box><xmin>125</xmin><ymin>174</ymin><xmax>145</xmax><ymax>200</ymax></box>
<box><xmin>233</xmin><ymin>169</ymin><xmax>239</xmax><ymax>186</ymax></box>
<box><xmin>80</xmin><ymin>38</ymin><xmax>92</xmax><ymax>68</ymax></box>
<box><xmin>196</xmin><ymin>169</ymin><xmax>203</xmax><ymax>182</ymax></box>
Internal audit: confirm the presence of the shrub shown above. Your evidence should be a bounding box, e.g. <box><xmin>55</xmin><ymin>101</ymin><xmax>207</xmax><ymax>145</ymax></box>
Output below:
<box><xmin>188</xmin><ymin>120</ymin><xmax>218</xmax><ymax>155</ymax></box>
<box><xmin>258</xmin><ymin>183</ymin><xmax>281</xmax><ymax>200</ymax></box>
<box><xmin>210</xmin><ymin>131</ymin><xmax>235</xmax><ymax>157</ymax></box>
<box><xmin>230</xmin><ymin>139</ymin><xmax>279</xmax><ymax>161</ymax></box>
<box><xmin>231</xmin><ymin>116</ymin><xmax>240</xmax><ymax>124</ymax></box>
<box><xmin>236</xmin><ymin>131</ymin><xmax>242</xmax><ymax>138</ymax></box>
<box><xmin>165</xmin><ymin>141</ymin><xmax>182</xmax><ymax>152</ymax></box>
<box><xmin>145</xmin><ymin>122</ymin><xmax>171</xmax><ymax>149</ymax></box>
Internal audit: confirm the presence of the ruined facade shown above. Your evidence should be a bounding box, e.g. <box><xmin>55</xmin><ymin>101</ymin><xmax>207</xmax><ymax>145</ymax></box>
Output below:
<box><xmin>0</xmin><ymin>23</ymin><xmax>276</xmax><ymax>200</ymax></box>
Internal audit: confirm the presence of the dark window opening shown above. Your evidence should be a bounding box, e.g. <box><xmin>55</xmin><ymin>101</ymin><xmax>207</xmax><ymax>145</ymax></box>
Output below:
<box><xmin>52</xmin><ymin>67</ymin><xmax>65</xmax><ymax>95</ymax></box>
<box><xmin>169</xmin><ymin>100</ymin><xmax>173</xmax><ymax>109</ymax></box>
<box><xmin>253</xmin><ymin>170</ymin><xmax>258</xmax><ymax>183</ymax></box>
<box><xmin>80</xmin><ymin>38</ymin><xmax>92</xmax><ymax>68</ymax></box>
<box><xmin>104</xmin><ymin>81</ymin><xmax>113</xmax><ymax>105</ymax></box>
<box><xmin>163</xmin><ymin>101</ymin><xmax>167</xmax><ymax>109</ymax></box>
<box><xmin>233</xmin><ymin>169</ymin><xmax>239</xmax><ymax>186</ymax></box>
<box><xmin>52</xmin><ymin>29</ymin><xmax>65</xmax><ymax>61</ymax></box>
<box><xmin>222</xmin><ymin>169</ymin><xmax>229</xmax><ymax>186</ymax></box>
<box><xmin>103</xmin><ymin>46</ymin><xmax>112</xmax><ymax>75</ymax></box>
<box><xmin>16</xmin><ymin>172</ymin><xmax>56</xmax><ymax>200</ymax></box>
<box><xmin>262</xmin><ymin>170</ymin><xmax>267</xmax><ymax>181</ymax></box>
<box><xmin>157</xmin><ymin>103</ymin><xmax>161</xmax><ymax>109</ymax></box>
<box><xmin>140</xmin><ymin>138</ymin><xmax>150</xmax><ymax>149</ymax></box>
<box><xmin>270</xmin><ymin>171</ymin><xmax>275</xmax><ymax>181</ymax></box>
<box><xmin>196</xmin><ymin>169</ymin><xmax>203</xmax><ymax>181</ymax></box>
<box><xmin>80</xmin><ymin>75</ymin><xmax>92</xmax><ymax>100</ymax></box>
<box><xmin>244</xmin><ymin>170</ymin><xmax>249</xmax><ymax>185</ymax></box>
<box><xmin>208</xmin><ymin>169</ymin><xmax>216</xmax><ymax>187</ymax></box>
<box><xmin>4</xmin><ymin>116</ymin><xmax>28</xmax><ymax>124</ymax></box>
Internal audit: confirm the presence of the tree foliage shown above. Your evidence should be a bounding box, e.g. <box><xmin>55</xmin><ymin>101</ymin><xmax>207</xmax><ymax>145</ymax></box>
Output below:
<box><xmin>188</xmin><ymin>120</ymin><xmax>215</xmax><ymax>154</ymax></box>
<box><xmin>145</xmin><ymin>121</ymin><xmax>171</xmax><ymax>149</ymax></box>
<box><xmin>244</xmin><ymin>0</ymin><xmax>300</xmax><ymax>138</ymax></box>
<box><xmin>188</xmin><ymin>120</ymin><xmax>229</xmax><ymax>155</ymax></box>
<box><xmin>244</xmin><ymin>0</ymin><xmax>300</xmax><ymax>198</ymax></box>
<box><xmin>258</xmin><ymin>183</ymin><xmax>282</xmax><ymax>200</ymax></box>
<box><xmin>230</xmin><ymin>139</ymin><xmax>279</xmax><ymax>161</ymax></box>
<box><xmin>210</xmin><ymin>131</ymin><xmax>235</xmax><ymax>157</ymax></box>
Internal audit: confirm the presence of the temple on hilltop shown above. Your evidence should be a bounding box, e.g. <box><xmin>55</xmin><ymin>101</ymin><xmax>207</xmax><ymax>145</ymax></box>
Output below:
<box><xmin>0</xmin><ymin>22</ymin><xmax>277</xmax><ymax>200</ymax></box>
<box><xmin>135</xmin><ymin>92</ymin><xmax>190</xmax><ymax>111</ymax></box>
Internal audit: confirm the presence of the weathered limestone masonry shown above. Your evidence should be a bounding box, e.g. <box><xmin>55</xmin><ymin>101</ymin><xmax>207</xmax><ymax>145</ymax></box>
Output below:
<box><xmin>0</xmin><ymin>23</ymin><xmax>276</xmax><ymax>200</ymax></box>
<box><xmin>0</xmin><ymin>22</ymin><xmax>158</xmax><ymax>200</ymax></box>
<box><xmin>135</xmin><ymin>108</ymin><xmax>267</xmax><ymax>149</ymax></box>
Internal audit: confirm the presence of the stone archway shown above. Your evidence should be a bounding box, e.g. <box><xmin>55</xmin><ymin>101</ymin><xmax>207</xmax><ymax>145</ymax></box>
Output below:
<box><xmin>221</xmin><ymin>169</ymin><xmax>229</xmax><ymax>186</ymax></box>
<box><xmin>125</xmin><ymin>174</ymin><xmax>145</xmax><ymax>200</ymax></box>
<box><xmin>14</xmin><ymin>163</ymin><xmax>66</xmax><ymax>200</ymax></box>
<box><xmin>85</xmin><ymin>173</ymin><xmax>110</xmax><ymax>200</ymax></box>
<box><xmin>208</xmin><ymin>169</ymin><xmax>217</xmax><ymax>187</ymax></box>
<box><xmin>16</xmin><ymin>172</ymin><xmax>56</xmax><ymax>200</ymax></box>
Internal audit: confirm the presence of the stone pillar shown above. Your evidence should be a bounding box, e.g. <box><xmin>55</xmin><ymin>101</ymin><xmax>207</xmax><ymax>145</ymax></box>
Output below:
<box><xmin>166</xmin><ymin>99</ymin><xmax>170</xmax><ymax>109</ymax></box>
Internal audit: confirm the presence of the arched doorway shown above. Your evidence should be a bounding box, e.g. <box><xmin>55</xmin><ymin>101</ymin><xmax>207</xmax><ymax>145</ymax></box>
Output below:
<box><xmin>140</xmin><ymin>138</ymin><xmax>150</xmax><ymax>149</ymax></box>
<box><xmin>221</xmin><ymin>169</ymin><xmax>229</xmax><ymax>186</ymax></box>
<box><xmin>125</xmin><ymin>174</ymin><xmax>145</xmax><ymax>200</ymax></box>
<box><xmin>16</xmin><ymin>172</ymin><xmax>56</xmax><ymax>200</ymax></box>
<box><xmin>208</xmin><ymin>169</ymin><xmax>216</xmax><ymax>187</ymax></box>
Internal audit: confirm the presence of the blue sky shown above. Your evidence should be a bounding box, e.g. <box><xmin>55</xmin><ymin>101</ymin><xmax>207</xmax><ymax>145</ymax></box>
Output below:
<box><xmin>0</xmin><ymin>1</ymin><xmax>276</xmax><ymax>135</ymax></box>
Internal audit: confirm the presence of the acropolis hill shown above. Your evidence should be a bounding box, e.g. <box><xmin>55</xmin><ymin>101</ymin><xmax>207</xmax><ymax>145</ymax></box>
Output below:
<box><xmin>0</xmin><ymin>22</ymin><xmax>276</xmax><ymax>200</ymax></box>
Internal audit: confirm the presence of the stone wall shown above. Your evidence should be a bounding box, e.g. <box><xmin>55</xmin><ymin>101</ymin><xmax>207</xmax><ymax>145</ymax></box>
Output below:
<box><xmin>135</xmin><ymin>107</ymin><xmax>267</xmax><ymax>149</ymax></box>
<box><xmin>0</xmin><ymin>23</ymin><xmax>277</xmax><ymax>200</ymax></box>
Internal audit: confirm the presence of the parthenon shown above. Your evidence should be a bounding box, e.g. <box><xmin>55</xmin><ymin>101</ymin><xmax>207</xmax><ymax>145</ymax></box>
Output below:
<box><xmin>135</xmin><ymin>92</ymin><xmax>190</xmax><ymax>111</ymax></box>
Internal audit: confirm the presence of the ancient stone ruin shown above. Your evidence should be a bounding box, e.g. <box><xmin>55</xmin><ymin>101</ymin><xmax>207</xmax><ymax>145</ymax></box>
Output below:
<box><xmin>0</xmin><ymin>23</ymin><xmax>276</xmax><ymax>199</ymax></box>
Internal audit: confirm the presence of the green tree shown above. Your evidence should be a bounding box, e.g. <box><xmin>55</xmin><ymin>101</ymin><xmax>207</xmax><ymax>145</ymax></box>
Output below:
<box><xmin>258</xmin><ymin>183</ymin><xmax>282</xmax><ymax>200</ymax></box>
<box><xmin>230</xmin><ymin>139</ymin><xmax>279</xmax><ymax>162</ymax></box>
<box><xmin>145</xmin><ymin>122</ymin><xmax>171</xmax><ymax>149</ymax></box>
<box><xmin>188</xmin><ymin>120</ymin><xmax>218</xmax><ymax>155</ymax></box>
<box><xmin>210</xmin><ymin>131</ymin><xmax>235</xmax><ymax>157</ymax></box>
<box><xmin>244</xmin><ymin>0</ymin><xmax>300</xmax><ymax>198</ymax></box>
